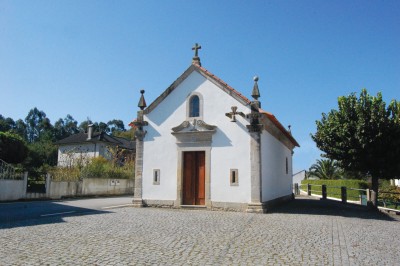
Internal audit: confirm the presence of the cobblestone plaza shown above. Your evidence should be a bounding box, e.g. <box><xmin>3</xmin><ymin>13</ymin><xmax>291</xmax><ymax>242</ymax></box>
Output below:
<box><xmin>1</xmin><ymin>196</ymin><xmax>399</xmax><ymax>265</ymax></box>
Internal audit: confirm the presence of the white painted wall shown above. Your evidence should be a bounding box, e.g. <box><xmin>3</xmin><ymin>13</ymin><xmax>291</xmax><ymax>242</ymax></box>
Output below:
<box><xmin>142</xmin><ymin>70</ymin><xmax>252</xmax><ymax>203</ymax></box>
<box><xmin>0</xmin><ymin>177</ymin><xmax>134</xmax><ymax>201</ymax></box>
<box><xmin>293</xmin><ymin>170</ymin><xmax>306</xmax><ymax>185</ymax></box>
<box><xmin>82</xmin><ymin>178</ymin><xmax>133</xmax><ymax>195</ymax></box>
<box><xmin>0</xmin><ymin>179</ymin><xmax>26</xmax><ymax>201</ymax></box>
<box><xmin>260</xmin><ymin>130</ymin><xmax>293</xmax><ymax>202</ymax></box>
<box><xmin>58</xmin><ymin>143</ymin><xmax>111</xmax><ymax>167</ymax></box>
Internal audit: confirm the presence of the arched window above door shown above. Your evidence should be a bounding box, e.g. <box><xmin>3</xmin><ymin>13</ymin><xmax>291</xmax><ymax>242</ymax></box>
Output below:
<box><xmin>189</xmin><ymin>95</ymin><xmax>200</xmax><ymax>117</ymax></box>
<box><xmin>187</xmin><ymin>93</ymin><xmax>203</xmax><ymax>119</ymax></box>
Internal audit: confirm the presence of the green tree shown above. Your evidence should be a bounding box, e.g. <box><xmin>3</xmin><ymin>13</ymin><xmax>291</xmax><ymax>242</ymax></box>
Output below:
<box><xmin>54</xmin><ymin>115</ymin><xmax>79</xmax><ymax>140</ymax></box>
<box><xmin>308</xmin><ymin>159</ymin><xmax>342</xmax><ymax>180</ymax></box>
<box><xmin>12</xmin><ymin>119</ymin><xmax>27</xmax><ymax>139</ymax></box>
<box><xmin>24</xmin><ymin>139</ymin><xmax>58</xmax><ymax>171</ymax></box>
<box><xmin>312</xmin><ymin>89</ymin><xmax>400</xmax><ymax>204</ymax></box>
<box><xmin>0</xmin><ymin>132</ymin><xmax>29</xmax><ymax>164</ymax></box>
<box><xmin>97</xmin><ymin>122</ymin><xmax>109</xmax><ymax>133</ymax></box>
<box><xmin>25</xmin><ymin>108</ymin><xmax>53</xmax><ymax>142</ymax></box>
<box><xmin>107</xmin><ymin>119</ymin><xmax>126</xmax><ymax>134</ymax></box>
<box><xmin>113</xmin><ymin>127</ymin><xmax>135</xmax><ymax>140</ymax></box>
<box><xmin>78</xmin><ymin>119</ymin><xmax>93</xmax><ymax>132</ymax></box>
<box><xmin>0</xmin><ymin>115</ymin><xmax>16</xmax><ymax>132</ymax></box>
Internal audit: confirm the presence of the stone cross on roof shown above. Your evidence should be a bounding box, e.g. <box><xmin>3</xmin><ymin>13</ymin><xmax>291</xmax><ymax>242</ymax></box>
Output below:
<box><xmin>192</xmin><ymin>43</ymin><xmax>202</xmax><ymax>66</ymax></box>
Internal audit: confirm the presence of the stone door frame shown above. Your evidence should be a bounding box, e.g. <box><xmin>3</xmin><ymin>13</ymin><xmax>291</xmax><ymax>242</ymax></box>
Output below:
<box><xmin>175</xmin><ymin>145</ymin><xmax>212</xmax><ymax>208</ymax></box>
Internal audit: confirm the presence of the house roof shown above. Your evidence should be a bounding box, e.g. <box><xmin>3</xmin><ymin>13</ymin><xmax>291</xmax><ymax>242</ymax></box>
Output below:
<box><xmin>259</xmin><ymin>110</ymin><xmax>300</xmax><ymax>147</ymax></box>
<box><xmin>138</xmin><ymin>63</ymin><xmax>299</xmax><ymax>148</ymax></box>
<box><xmin>56</xmin><ymin>132</ymin><xmax>135</xmax><ymax>150</ymax></box>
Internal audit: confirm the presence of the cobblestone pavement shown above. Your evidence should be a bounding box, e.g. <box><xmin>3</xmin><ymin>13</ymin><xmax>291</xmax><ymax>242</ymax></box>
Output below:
<box><xmin>1</xmin><ymin>196</ymin><xmax>399</xmax><ymax>265</ymax></box>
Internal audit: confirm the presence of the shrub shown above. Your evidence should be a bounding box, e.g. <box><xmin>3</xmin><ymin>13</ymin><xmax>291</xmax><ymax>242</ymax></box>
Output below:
<box><xmin>50</xmin><ymin>156</ymin><xmax>134</xmax><ymax>181</ymax></box>
<box><xmin>49</xmin><ymin>167</ymin><xmax>81</xmax><ymax>182</ymax></box>
<box><xmin>0</xmin><ymin>132</ymin><xmax>28</xmax><ymax>164</ymax></box>
<box><xmin>379</xmin><ymin>181</ymin><xmax>400</xmax><ymax>209</ymax></box>
<box><xmin>81</xmin><ymin>157</ymin><xmax>109</xmax><ymax>178</ymax></box>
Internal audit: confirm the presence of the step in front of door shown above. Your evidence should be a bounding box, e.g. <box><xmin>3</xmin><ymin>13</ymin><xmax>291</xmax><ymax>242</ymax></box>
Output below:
<box><xmin>180</xmin><ymin>205</ymin><xmax>207</xmax><ymax>210</ymax></box>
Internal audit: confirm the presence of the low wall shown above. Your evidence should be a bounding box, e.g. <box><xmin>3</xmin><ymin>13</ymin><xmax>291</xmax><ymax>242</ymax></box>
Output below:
<box><xmin>0</xmin><ymin>179</ymin><xmax>26</xmax><ymax>201</ymax></box>
<box><xmin>48</xmin><ymin>178</ymin><xmax>134</xmax><ymax>199</ymax></box>
<box><xmin>82</xmin><ymin>178</ymin><xmax>134</xmax><ymax>196</ymax></box>
<box><xmin>48</xmin><ymin>180</ymin><xmax>82</xmax><ymax>199</ymax></box>
<box><xmin>0</xmin><ymin>175</ymin><xmax>134</xmax><ymax>201</ymax></box>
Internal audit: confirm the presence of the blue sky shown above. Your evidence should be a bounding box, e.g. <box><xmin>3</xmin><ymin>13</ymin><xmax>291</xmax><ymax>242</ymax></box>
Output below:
<box><xmin>1</xmin><ymin>0</ymin><xmax>399</xmax><ymax>172</ymax></box>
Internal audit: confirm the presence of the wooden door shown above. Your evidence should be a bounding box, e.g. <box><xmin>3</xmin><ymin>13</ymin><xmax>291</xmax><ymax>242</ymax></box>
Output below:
<box><xmin>182</xmin><ymin>151</ymin><xmax>205</xmax><ymax>205</ymax></box>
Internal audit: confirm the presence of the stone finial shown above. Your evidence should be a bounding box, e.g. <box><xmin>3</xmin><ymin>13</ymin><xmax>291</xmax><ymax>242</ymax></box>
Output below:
<box><xmin>246</xmin><ymin>76</ymin><xmax>263</xmax><ymax>133</ymax></box>
<box><xmin>251</xmin><ymin>76</ymin><xmax>260</xmax><ymax>100</ymax></box>
<box><xmin>138</xmin><ymin>90</ymin><xmax>147</xmax><ymax>110</ymax></box>
<box><xmin>192</xmin><ymin>43</ymin><xmax>202</xmax><ymax>66</ymax></box>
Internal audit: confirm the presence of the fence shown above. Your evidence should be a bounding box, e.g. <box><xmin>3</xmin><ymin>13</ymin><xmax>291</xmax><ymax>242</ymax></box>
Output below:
<box><xmin>294</xmin><ymin>183</ymin><xmax>400</xmax><ymax>213</ymax></box>
<box><xmin>294</xmin><ymin>183</ymin><xmax>371</xmax><ymax>205</ymax></box>
<box><xmin>378</xmin><ymin>191</ymin><xmax>400</xmax><ymax>210</ymax></box>
<box><xmin>0</xmin><ymin>159</ymin><xmax>23</xmax><ymax>180</ymax></box>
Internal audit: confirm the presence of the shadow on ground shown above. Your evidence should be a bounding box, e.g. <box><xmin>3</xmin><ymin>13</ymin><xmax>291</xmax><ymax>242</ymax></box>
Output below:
<box><xmin>272</xmin><ymin>195</ymin><xmax>399</xmax><ymax>221</ymax></box>
<box><xmin>0</xmin><ymin>201</ymin><xmax>112</xmax><ymax>230</ymax></box>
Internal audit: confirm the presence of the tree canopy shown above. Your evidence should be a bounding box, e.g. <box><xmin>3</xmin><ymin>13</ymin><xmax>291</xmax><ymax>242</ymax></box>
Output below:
<box><xmin>312</xmin><ymin>89</ymin><xmax>400</xmax><ymax>195</ymax></box>
<box><xmin>0</xmin><ymin>132</ymin><xmax>29</xmax><ymax>164</ymax></box>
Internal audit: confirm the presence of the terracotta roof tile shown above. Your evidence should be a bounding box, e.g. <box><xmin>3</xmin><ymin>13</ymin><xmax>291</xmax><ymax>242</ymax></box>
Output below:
<box><xmin>194</xmin><ymin>64</ymin><xmax>252</xmax><ymax>104</ymax></box>
<box><xmin>259</xmin><ymin>109</ymin><xmax>300</xmax><ymax>147</ymax></box>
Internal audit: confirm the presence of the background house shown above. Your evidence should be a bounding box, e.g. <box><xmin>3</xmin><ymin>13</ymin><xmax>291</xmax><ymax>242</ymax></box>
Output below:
<box><xmin>56</xmin><ymin>125</ymin><xmax>135</xmax><ymax>167</ymax></box>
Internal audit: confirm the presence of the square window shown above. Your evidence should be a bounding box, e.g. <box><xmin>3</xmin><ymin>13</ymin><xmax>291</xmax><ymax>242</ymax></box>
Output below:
<box><xmin>286</xmin><ymin>157</ymin><xmax>288</xmax><ymax>175</ymax></box>
<box><xmin>153</xmin><ymin>169</ymin><xmax>160</xmax><ymax>185</ymax></box>
<box><xmin>230</xmin><ymin>169</ymin><xmax>239</xmax><ymax>186</ymax></box>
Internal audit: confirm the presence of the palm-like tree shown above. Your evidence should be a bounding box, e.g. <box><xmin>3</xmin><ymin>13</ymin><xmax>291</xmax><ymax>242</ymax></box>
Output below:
<box><xmin>308</xmin><ymin>159</ymin><xmax>342</xmax><ymax>180</ymax></box>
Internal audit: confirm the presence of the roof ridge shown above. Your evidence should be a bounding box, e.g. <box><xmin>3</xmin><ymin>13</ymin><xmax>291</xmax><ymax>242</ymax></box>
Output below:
<box><xmin>193</xmin><ymin>64</ymin><xmax>251</xmax><ymax>104</ymax></box>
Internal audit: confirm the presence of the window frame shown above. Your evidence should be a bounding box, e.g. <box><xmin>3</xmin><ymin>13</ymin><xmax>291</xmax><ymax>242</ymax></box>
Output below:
<box><xmin>153</xmin><ymin>169</ymin><xmax>160</xmax><ymax>185</ymax></box>
<box><xmin>186</xmin><ymin>93</ymin><xmax>203</xmax><ymax>120</ymax></box>
<box><xmin>230</xmin><ymin>169</ymin><xmax>239</xmax><ymax>186</ymax></box>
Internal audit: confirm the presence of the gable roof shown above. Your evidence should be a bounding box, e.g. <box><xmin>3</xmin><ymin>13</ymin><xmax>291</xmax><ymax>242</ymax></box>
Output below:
<box><xmin>141</xmin><ymin>63</ymin><xmax>299</xmax><ymax>148</ymax></box>
<box><xmin>56</xmin><ymin>132</ymin><xmax>135</xmax><ymax>150</ymax></box>
<box><xmin>144</xmin><ymin>64</ymin><xmax>251</xmax><ymax>115</ymax></box>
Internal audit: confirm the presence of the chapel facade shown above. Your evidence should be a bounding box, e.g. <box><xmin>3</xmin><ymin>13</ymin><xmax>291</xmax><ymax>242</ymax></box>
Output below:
<box><xmin>132</xmin><ymin>45</ymin><xmax>299</xmax><ymax>213</ymax></box>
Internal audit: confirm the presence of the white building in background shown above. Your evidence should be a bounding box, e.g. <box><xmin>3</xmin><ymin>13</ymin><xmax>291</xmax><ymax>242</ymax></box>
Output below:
<box><xmin>56</xmin><ymin>125</ymin><xmax>135</xmax><ymax>167</ymax></box>
<box><xmin>293</xmin><ymin>170</ymin><xmax>307</xmax><ymax>185</ymax></box>
<box><xmin>131</xmin><ymin>45</ymin><xmax>299</xmax><ymax>213</ymax></box>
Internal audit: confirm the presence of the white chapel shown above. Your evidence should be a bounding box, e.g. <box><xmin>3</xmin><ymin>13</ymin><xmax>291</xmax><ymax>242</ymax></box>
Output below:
<box><xmin>131</xmin><ymin>44</ymin><xmax>299</xmax><ymax>213</ymax></box>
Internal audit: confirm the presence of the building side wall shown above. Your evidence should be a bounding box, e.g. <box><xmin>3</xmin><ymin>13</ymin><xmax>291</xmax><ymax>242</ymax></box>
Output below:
<box><xmin>142</xmin><ymin>71</ymin><xmax>252</xmax><ymax>204</ymax></box>
<box><xmin>57</xmin><ymin>143</ymin><xmax>113</xmax><ymax>167</ymax></box>
<box><xmin>293</xmin><ymin>170</ymin><xmax>306</xmax><ymax>185</ymax></box>
<box><xmin>261</xmin><ymin>130</ymin><xmax>293</xmax><ymax>202</ymax></box>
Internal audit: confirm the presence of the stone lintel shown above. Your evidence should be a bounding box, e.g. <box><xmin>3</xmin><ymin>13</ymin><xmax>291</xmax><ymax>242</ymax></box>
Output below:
<box><xmin>172</xmin><ymin>130</ymin><xmax>215</xmax><ymax>144</ymax></box>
